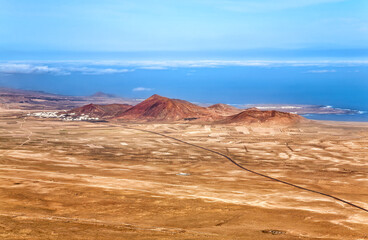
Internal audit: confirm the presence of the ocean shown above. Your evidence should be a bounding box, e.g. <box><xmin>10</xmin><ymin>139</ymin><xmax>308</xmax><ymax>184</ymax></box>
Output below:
<box><xmin>302</xmin><ymin>113</ymin><xmax>368</xmax><ymax>122</ymax></box>
<box><xmin>0</xmin><ymin>61</ymin><xmax>367</xmax><ymax>121</ymax></box>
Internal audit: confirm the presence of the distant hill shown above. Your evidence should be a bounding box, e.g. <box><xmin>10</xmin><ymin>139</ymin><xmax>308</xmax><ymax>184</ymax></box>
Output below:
<box><xmin>0</xmin><ymin>87</ymin><xmax>138</xmax><ymax>110</ymax></box>
<box><xmin>1</xmin><ymin>87</ymin><xmax>307</xmax><ymax>126</ymax></box>
<box><xmin>114</xmin><ymin>95</ymin><xmax>305</xmax><ymax>125</ymax></box>
<box><xmin>207</xmin><ymin>103</ymin><xmax>242</xmax><ymax>116</ymax></box>
<box><xmin>219</xmin><ymin>107</ymin><xmax>305</xmax><ymax>125</ymax></box>
<box><xmin>68</xmin><ymin>103</ymin><xmax>132</xmax><ymax>119</ymax></box>
<box><xmin>91</xmin><ymin>92</ymin><xmax>117</xmax><ymax>98</ymax></box>
<box><xmin>115</xmin><ymin>94</ymin><xmax>218</xmax><ymax>122</ymax></box>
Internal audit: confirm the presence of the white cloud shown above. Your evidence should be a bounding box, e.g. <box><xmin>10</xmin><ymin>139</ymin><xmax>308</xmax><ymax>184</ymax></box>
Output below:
<box><xmin>87</xmin><ymin>59</ymin><xmax>368</xmax><ymax>69</ymax></box>
<box><xmin>0</xmin><ymin>63</ymin><xmax>133</xmax><ymax>75</ymax></box>
<box><xmin>307</xmin><ymin>69</ymin><xmax>336</xmax><ymax>73</ymax></box>
<box><xmin>132</xmin><ymin>87</ymin><xmax>153</xmax><ymax>92</ymax></box>
<box><xmin>93</xmin><ymin>60</ymin><xmax>271</xmax><ymax>68</ymax></box>
<box><xmin>69</xmin><ymin>67</ymin><xmax>132</xmax><ymax>75</ymax></box>
<box><xmin>139</xmin><ymin>66</ymin><xmax>168</xmax><ymax>70</ymax></box>
<box><xmin>1</xmin><ymin>60</ymin><xmax>367</xmax><ymax>76</ymax></box>
<box><xmin>0</xmin><ymin>63</ymin><xmax>67</xmax><ymax>75</ymax></box>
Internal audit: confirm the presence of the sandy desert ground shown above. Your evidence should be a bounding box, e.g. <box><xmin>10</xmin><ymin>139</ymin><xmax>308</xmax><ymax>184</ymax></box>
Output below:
<box><xmin>0</xmin><ymin>110</ymin><xmax>367</xmax><ymax>239</ymax></box>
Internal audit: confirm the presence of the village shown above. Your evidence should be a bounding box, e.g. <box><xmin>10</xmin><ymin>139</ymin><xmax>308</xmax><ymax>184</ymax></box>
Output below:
<box><xmin>27</xmin><ymin>111</ymin><xmax>101</xmax><ymax>121</ymax></box>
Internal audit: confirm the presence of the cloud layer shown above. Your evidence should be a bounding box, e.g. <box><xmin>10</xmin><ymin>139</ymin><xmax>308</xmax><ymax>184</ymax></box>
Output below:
<box><xmin>132</xmin><ymin>87</ymin><xmax>153</xmax><ymax>92</ymax></box>
<box><xmin>0</xmin><ymin>60</ymin><xmax>366</xmax><ymax>76</ymax></box>
<box><xmin>0</xmin><ymin>63</ymin><xmax>132</xmax><ymax>75</ymax></box>
<box><xmin>307</xmin><ymin>69</ymin><xmax>337</xmax><ymax>73</ymax></box>
<box><xmin>0</xmin><ymin>63</ymin><xmax>64</xmax><ymax>75</ymax></box>
<box><xmin>87</xmin><ymin>59</ymin><xmax>368</xmax><ymax>68</ymax></box>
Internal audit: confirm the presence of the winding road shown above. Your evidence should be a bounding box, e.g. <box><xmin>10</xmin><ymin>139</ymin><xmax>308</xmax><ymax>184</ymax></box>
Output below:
<box><xmin>123</xmin><ymin>125</ymin><xmax>368</xmax><ymax>214</ymax></box>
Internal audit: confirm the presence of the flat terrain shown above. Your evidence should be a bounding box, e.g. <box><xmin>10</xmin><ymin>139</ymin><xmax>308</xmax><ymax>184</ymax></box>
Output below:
<box><xmin>0</xmin><ymin>110</ymin><xmax>367</xmax><ymax>239</ymax></box>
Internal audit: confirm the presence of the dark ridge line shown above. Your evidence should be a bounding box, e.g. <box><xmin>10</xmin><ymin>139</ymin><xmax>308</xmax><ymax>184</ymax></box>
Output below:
<box><xmin>286</xmin><ymin>142</ymin><xmax>294</xmax><ymax>152</ymax></box>
<box><xmin>243</xmin><ymin>145</ymin><xmax>249</xmax><ymax>153</ymax></box>
<box><xmin>124</xmin><ymin>126</ymin><xmax>368</xmax><ymax>214</ymax></box>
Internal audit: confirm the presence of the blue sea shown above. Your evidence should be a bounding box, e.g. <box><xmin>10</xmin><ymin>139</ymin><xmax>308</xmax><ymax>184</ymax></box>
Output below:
<box><xmin>0</xmin><ymin>59</ymin><xmax>367</xmax><ymax>122</ymax></box>
<box><xmin>302</xmin><ymin>113</ymin><xmax>368</xmax><ymax>122</ymax></box>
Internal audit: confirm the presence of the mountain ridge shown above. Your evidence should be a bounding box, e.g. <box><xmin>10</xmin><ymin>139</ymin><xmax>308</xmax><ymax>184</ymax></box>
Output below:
<box><xmin>68</xmin><ymin>103</ymin><xmax>132</xmax><ymax>119</ymax></box>
<box><xmin>115</xmin><ymin>94</ymin><xmax>219</xmax><ymax>122</ymax></box>
<box><xmin>218</xmin><ymin>107</ymin><xmax>306</xmax><ymax>126</ymax></box>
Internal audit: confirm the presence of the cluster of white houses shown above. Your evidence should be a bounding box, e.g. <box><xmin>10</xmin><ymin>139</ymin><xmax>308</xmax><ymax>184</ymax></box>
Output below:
<box><xmin>27</xmin><ymin>112</ymin><xmax>100</xmax><ymax>121</ymax></box>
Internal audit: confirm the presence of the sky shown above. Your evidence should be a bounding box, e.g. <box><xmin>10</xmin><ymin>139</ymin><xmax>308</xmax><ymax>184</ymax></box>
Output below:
<box><xmin>0</xmin><ymin>0</ymin><xmax>367</xmax><ymax>118</ymax></box>
<box><xmin>0</xmin><ymin>0</ymin><xmax>368</xmax><ymax>53</ymax></box>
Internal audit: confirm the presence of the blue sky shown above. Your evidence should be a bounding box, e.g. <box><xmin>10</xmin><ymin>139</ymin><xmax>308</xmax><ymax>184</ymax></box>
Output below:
<box><xmin>0</xmin><ymin>0</ymin><xmax>367</xmax><ymax>117</ymax></box>
<box><xmin>1</xmin><ymin>0</ymin><xmax>368</xmax><ymax>53</ymax></box>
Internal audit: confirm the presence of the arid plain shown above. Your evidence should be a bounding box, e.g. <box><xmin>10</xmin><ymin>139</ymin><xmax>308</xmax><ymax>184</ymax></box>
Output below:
<box><xmin>0</xmin><ymin>109</ymin><xmax>367</xmax><ymax>240</ymax></box>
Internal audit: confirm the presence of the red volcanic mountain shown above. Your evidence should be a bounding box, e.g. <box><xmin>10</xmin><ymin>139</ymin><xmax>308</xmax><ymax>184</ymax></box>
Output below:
<box><xmin>115</xmin><ymin>94</ymin><xmax>218</xmax><ymax>122</ymax></box>
<box><xmin>219</xmin><ymin>107</ymin><xmax>305</xmax><ymax>125</ymax></box>
<box><xmin>68</xmin><ymin>95</ymin><xmax>306</xmax><ymax>125</ymax></box>
<box><xmin>207</xmin><ymin>103</ymin><xmax>242</xmax><ymax>116</ymax></box>
<box><xmin>69</xmin><ymin>103</ymin><xmax>132</xmax><ymax>119</ymax></box>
